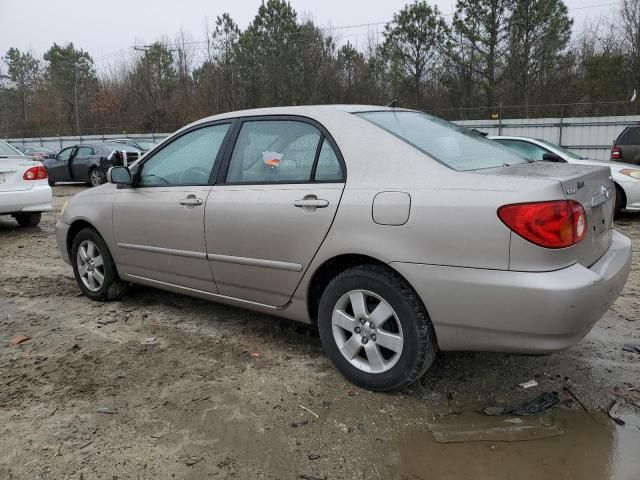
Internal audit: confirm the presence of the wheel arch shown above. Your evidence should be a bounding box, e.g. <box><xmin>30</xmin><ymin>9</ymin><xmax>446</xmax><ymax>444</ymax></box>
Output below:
<box><xmin>66</xmin><ymin>219</ymin><xmax>100</xmax><ymax>258</ymax></box>
<box><xmin>614</xmin><ymin>182</ymin><xmax>627</xmax><ymax>209</ymax></box>
<box><xmin>306</xmin><ymin>253</ymin><xmax>425</xmax><ymax>326</ymax></box>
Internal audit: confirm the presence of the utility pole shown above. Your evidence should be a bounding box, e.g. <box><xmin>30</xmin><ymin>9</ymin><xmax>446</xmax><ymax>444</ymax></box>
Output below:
<box><xmin>74</xmin><ymin>67</ymin><xmax>81</xmax><ymax>134</ymax></box>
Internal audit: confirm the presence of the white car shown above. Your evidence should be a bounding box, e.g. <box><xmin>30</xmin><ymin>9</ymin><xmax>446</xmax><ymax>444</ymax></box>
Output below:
<box><xmin>490</xmin><ymin>136</ymin><xmax>640</xmax><ymax>215</ymax></box>
<box><xmin>0</xmin><ymin>140</ymin><xmax>52</xmax><ymax>227</ymax></box>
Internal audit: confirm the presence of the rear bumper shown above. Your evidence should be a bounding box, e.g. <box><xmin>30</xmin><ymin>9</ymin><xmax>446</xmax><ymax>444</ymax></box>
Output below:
<box><xmin>0</xmin><ymin>185</ymin><xmax>52</xmax><ymax>214</ymax></box>
<box><xmin>56</xmin><ymin>220</ymin><xmax>72</xmax><ymax>265</ymax></box>
<box><xmin>391</xmin><ymin>230</ymin><xmax>632</xmax><ymax>354</ymax></box>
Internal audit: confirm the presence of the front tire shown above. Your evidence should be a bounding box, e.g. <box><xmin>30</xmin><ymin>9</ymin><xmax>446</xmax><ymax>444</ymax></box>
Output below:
<box><xmin>71</xmin><ymin>228</ymin><xmax>127</xmax><ymax>301</ymax></box>
<box><xmin>317</xmin><ymin>265</ymin><xmax>437</xmax><ymax>392</ymax></box>
<box><xmin>14</xmin><ymin>212</ymin><xmax>41</xmax><ymax>227</ymax></box>
<box><xmin>89</xmin><ymin>168</ymin><xmax>105</xmax><ymax>187</ymax></box>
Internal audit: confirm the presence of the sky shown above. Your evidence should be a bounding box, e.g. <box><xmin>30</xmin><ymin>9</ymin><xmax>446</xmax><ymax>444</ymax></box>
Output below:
<box><xmin>0</xmin><ymin>0</ymin><xmax>621</xmax><ymax>70</ymax></box>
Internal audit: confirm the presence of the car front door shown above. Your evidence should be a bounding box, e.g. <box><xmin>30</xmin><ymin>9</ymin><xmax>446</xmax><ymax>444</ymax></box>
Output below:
<box><xmin>113</xmin><ymin>122</ymin><xmax>233</xmax><ymax>292</ymax></box>
<box><xmin>206</xmin><ymin>117</ymin><xmax>346</xmax><ymax>307</ymax></box>
<box><xmin>45</xmin><ymin>146</ymin><xmax>75</xmax><ymax>181</ymax></box>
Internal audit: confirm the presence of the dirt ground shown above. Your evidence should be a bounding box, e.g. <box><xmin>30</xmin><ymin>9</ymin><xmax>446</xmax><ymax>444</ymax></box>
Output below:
<box><xmin>1</xmin><ymin>184</ymin><xmax>639</xmax><ymax>480</ymax></box>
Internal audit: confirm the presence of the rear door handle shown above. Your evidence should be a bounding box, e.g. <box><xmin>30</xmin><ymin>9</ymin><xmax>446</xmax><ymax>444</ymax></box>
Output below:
<box><xmin>179</xmin><ymin>195</ymin><xmax>203</xmax><ymax>207</ymax></box>
<box><xmin>294</xmin><ymin>198</ymin><xmax>329</xmax><ymax>208</ymax></box>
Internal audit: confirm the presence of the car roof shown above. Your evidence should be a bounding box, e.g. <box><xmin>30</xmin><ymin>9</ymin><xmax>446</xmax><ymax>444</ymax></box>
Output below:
<box><xmin>189</xmin><ymin>104</ymin><xmax>413</xmax><ymax>125</ymax></box>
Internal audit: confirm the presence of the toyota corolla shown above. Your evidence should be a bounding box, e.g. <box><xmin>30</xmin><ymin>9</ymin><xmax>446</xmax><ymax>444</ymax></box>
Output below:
<box><xmin>55</xmin><ymin>106</ymin><xmax>632</xmax><ymax>391</ymax></box>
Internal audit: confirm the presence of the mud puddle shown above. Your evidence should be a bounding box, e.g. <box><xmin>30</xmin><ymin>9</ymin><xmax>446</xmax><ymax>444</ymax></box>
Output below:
<box><xmin>386</xmin><ymin>409</ymin><xmax>640</xmax><ymax>479</ymax></box>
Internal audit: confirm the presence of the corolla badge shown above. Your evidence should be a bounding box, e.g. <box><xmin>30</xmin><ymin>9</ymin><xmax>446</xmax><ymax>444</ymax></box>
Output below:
<box><xmin>590</xmin><ymin>185</ymin><xmax>612</xmax><ymax>207</ymax></box>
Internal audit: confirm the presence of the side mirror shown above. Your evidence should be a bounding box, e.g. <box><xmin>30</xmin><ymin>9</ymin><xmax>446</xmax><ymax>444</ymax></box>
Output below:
<box><xmin>107</xmin><ymin>166</ymin><xmax>132</xmax><ymax>185</ymax></box>
<box><xmin>542</xmin><ymin>153</ymin><xmax>563</xmax><ymax>162</ymax></box>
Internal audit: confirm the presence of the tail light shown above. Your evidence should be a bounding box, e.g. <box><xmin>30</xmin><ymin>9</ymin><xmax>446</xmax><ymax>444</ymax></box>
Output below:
<box><xmin>611</xmin><ymin>146</ymin><xmax>622</xmax><ymax>160</ymax></box>
<box><xmin>23</xmin><ymin>165</ymin><xmax>48</xmax><ymax>181</ymax></box>
<box><xmin>498</xmin><ymin>200</ymin><xmax>587</xmax><ymax>249</ymax></box>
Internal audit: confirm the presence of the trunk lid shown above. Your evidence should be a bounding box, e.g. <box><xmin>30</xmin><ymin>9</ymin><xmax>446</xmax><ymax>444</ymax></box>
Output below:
<box><xmin>0</xmin><ymin>155</ymin><xmax>39</xmax><ymax>192</ymax></box>
<box><xmin>485</xmin><ymin>161</ymin><xmax>614</xmax><ymax>268</ymax></box>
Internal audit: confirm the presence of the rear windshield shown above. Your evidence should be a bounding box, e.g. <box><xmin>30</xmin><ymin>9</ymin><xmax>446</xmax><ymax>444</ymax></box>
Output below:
<box><xmin>0</xmin><ymin>141</ymin><xmax>21</xmax><ymax>156</ymax></box>
<box><xmin>356</xmin><ymin>111</ymin><xmax>529</xmax><ymax>171</ymax></box>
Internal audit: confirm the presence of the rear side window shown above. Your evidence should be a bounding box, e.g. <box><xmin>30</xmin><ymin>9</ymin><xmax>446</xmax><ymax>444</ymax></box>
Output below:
<box><xmin>314</xmin><ymin>139</ymin><xmax>343</xmax><ymax>181</ymax></box>
<box><xmin>226</xmin><ymin>120</ymin><xmax>325</xmax><ymax>183</ymax></box>
<box><xmin>618</xmin><ymin>127</ymin><xmax>640</xmax><ymax>145</ymax></box>
<box><xmin>76</xmin><ymin>146</ymin><xmax>93</xmax><ymax>156</ymax></box>
<box><xmin>0</xmin><ymin>141</ymin><xmax>21</xmax><ymax>155</ymax></box>
<box><xmin>357</xmin><ymin>111</ymin><xmax>529</xmax><ymax>171</ymax></box>
<box><xmin>495</xmin><ymin>140</ymin><xmax>549</xmax><ymax>161</ymax></box>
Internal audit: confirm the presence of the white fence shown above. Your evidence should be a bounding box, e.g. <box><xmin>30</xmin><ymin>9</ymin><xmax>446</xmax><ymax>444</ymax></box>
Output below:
<box><xmin>455</xmin><ymin>115</ymin><xmax>640</xmax><ymax>161</ymax></box>
<box><xmin>4</xmin><ymin>133</ymin><xmax>171</xmax><ymax>152</ymax></box>
<box><xmin>5</xmin><ymin>114</ymin><xmax>639</xmax><ymax>161</ymax></box>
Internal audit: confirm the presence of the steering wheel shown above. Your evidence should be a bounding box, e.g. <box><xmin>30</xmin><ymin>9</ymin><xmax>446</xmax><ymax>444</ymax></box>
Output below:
<box><xmin>179</xmin><ymin>166</ymin><xmax>211</xmax><ymax>184</ymax></box>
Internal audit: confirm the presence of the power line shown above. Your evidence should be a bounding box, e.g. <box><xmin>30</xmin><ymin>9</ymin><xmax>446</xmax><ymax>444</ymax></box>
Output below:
<box><xmin>91</xmin><ymin>1</ymin><xmax>620</xmax><ymax>65</ymax></box>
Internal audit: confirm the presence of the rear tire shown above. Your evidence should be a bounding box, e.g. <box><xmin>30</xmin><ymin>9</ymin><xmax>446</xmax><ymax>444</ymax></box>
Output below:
<box><xmin>14</xmin><ymin>212</ymin><xmax>41</xmax><ymax>227</ymax></box>
<box><xmin>89</xmin><ymin>168</ymin><xmax>105</xmax><ymax>187</ymax></box>
<box><xmin>48</xmin><ymin>173</ymin><xmax>55</xmax><ymax>186</ymax></box>
<box><xmin>317</xmin><ymin>265</ymin><xmax>437</xmax><ymax>392</ymax></box>
<box><xmin>71</xmin><ymin>227</ymin><xmax>127</xmax><ymax>301</ymax></box>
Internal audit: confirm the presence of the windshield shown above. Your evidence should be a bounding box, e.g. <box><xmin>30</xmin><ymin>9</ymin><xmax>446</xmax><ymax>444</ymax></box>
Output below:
<box><xmin>0</xmin><ymin>141</ymin><xmax>22</xmax><ymax>156</ymax></box>
<box><xmin>356</xmin><ymin>111</ymin><xmax>529</xmax><ymax>171</ymax></box>
<box><xmin>536</xmin><ymin>139</ymin><xmax>584</xmax><ymax>160</ymax></box>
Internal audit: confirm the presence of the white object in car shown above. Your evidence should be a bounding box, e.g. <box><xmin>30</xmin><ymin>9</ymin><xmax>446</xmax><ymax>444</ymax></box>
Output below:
<box><xmin>0</xmin><ymin>140</ymin><xmax>52</xmax><ymax>227</ymax></box>
<box><xmin>489</xmin><ymin>136</ymin><xmax>640</xmax><ymax>213</ymax></box>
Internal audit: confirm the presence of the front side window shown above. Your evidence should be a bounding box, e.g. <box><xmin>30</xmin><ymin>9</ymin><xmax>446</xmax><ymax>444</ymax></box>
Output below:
<box><xmin>138</xmin><ymin>123</ymin><xmax>230</xmax><ymax>186</ymax></box>
<box><xmin>226</xmin><ymin>120</ymin><xmax>323</xmax><ymax>183</ymax></box>
<box><xmin>57</xmin><ymin>147</ymin><xmax>74</xmax><ymax>161</ymax></box>
<box><xmin>357</xmin><ymin>111</ymin><xmax>529</xmax><ymax>171</ymax></box>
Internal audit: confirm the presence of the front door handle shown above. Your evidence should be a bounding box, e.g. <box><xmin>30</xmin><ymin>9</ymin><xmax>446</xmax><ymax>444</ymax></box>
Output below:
<box><xmin>179</xmin><ymin>195</ymin><xmax>203</xmax><ymax>207</ymax></box>
<box><xmin>294</xmin><ymin>196</ymin><xmax>329</xmax><ymax>209</ymax></box>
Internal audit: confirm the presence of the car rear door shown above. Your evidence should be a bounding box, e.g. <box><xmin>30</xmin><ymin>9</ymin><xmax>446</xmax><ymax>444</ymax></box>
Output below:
<box><xmin>70</xmin><ymin>146</ymin><xmax>95</xmax><ymax>181</ymax></box>
<box><xmin>205</xmin><ymin>117</ymin><xmax>346</xmax><ymax>307</ymax></box>
<box><xmin>113</xmin><ymin>122</ymin><xmax>233</xmax><ymax>292</ymax></box>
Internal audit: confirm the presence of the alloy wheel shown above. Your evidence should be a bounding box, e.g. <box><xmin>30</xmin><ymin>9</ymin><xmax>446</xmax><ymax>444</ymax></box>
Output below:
<box><xmin>90</xmin><ymin>170</ymin><xmax>102</xmax><ymax>187</ymax></box>
<box><xmin>331</xmin><ymin>289</ymin><xmax>404</xmax><ymax>373</ymax></box>
<box><xmin>76</xmin><ymin>240</ymin><xmax>105</xmax><ymax>292</ymax></box>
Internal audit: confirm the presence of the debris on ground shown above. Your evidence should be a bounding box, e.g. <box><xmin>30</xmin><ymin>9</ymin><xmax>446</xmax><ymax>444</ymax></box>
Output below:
<box><xmin>182</xmin><ymin>455</ymin><xmax>204</xmax><ymax>466</ymax></box>
<box><xmin>96</xmin><ymin>407</ymin><xmax>117</xmax><ymax>415</ymax></box>
<box><xmin>613</xmin><ymin>386</ymin><xmax>640</xmax><ymax>409</ymax></box>
<box><xmin>308</xmin><ymin>453</ymin><xmax>321</xmax><ymax>460</ymax></box>
<box><xmin>518</xmin><ymin>380</ymin><xmax>538</xmax><ymax>389</ymax></box>
<box><xmin>299</xmin><ymin>405</ymin><xmax>319</xmax><ymax>418</ymax></box>
<box><xmin>10</xmin><ymin>335</ymin><xmax>31</xmax><ymax>346</ymax></box>
<box><xmin>622</xmin><ymin>344</ymin><xmax>640</xmax><ymax>354</ymax></box>
<box><xmin>428</xmin><ymin>416</ymin><xmax>563</xmax><ymax>443</ymax></box>
<box><xmin>299</xmin><ymin>475</ymin><xmax>326</xmax><ymax>480</ymax></box>
<box><xmin>140</xmin><ymin>337</ymin><xmax>157</xmax><ymax>345</ymax></box>
<box><xmin>291</xmin><ymin>419</ymin><xmax>309</xmax><ymax>428</ymax></box>
<box><xmin>481</xmin><ymin>392</ymin><xmax>561</xmax><ymax>416</ymax></box>
<box><xmin>605</xmin><ymin>400</ymin><xmax>626</xmax><ymax>426</ymax></box>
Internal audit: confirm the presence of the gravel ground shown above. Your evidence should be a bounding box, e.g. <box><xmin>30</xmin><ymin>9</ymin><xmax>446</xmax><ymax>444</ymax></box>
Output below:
<box><xmin>1</xmin><ymin>184</ymin><xmax>639</xmax><ymax>480</ymax></box>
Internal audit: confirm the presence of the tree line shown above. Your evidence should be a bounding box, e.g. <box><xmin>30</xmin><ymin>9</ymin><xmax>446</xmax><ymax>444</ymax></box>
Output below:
<box><xmin>1</xmin><ymin>0</ymin><xmax>639</xmax><ymax>138</ymax></box>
